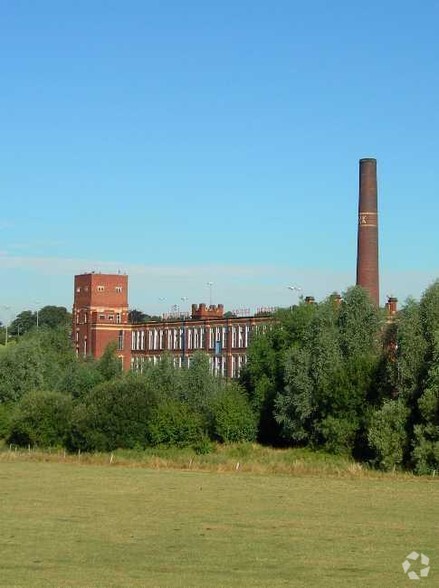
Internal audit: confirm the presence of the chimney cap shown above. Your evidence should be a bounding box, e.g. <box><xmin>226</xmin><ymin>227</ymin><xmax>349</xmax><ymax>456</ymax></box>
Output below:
<box><xmin>359</xmin><ymin>157</ymin><xmax>377</xmax><ymax>163</ymax></box>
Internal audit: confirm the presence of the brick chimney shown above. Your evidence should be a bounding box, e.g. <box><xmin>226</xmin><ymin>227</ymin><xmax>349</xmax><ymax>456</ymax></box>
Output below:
<box><xmin>385</xmin><ymin>296</ymin><xmax>398</xmax><ymax>317</ymax></box>
<box><xmin>356</xmin><ymin>158</ymin><xmax>379</xmax><ymax>305</ymax></box>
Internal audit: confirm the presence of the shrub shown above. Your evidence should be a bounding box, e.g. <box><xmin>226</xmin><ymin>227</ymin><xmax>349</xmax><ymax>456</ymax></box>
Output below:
<box><xmin>318</xmin><ymin>415</ymin><xmax>359</xmax><ymax>455</ymax></box>
<box><xmin>0</xmin><ymin>403</ymin><xmax>15</xmax><ymax>439</ymax></box>
<box><xmin>68</xmin><ymin>374</ymin><xmax>158</xmax><ymax>452</ymax></box>
<box><xmin>412</xmin><ymin>424</ymin><xmax>439</xmax><ymax>475</ymax></box>
<box><xmin>211</xmin><ymin>384</ymin><xmax>257</xmax><ymax>443</ymax></box>
<box><xmin>8</xmin><ymin>390</ymin><xmax>73</xmax><ymax>447</ymax></box>
<box><xmin>368</xmin><ymin>399</ymin><xmax>409</xmax><ymax>470</ymax></box>
<box><xmin>147</xmin><ymin>399</ymin><xmax>205</xmax><ymax>447</ymax></box>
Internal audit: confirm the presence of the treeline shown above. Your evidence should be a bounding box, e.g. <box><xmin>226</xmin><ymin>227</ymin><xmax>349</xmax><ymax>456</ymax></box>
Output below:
<box><xmin>1</xmin><ymin>282</ymin><xmax>439</xmax><ymax>474</ymax></box>
<box><xmin>240</xmin><ymin>283</ymin><xmax>439</xmax><ymax>474</ymax></box>
<box><xmin>0</xmin><ymin>328</ymin><xmax>256</xmax><ymax>453</ymax></box>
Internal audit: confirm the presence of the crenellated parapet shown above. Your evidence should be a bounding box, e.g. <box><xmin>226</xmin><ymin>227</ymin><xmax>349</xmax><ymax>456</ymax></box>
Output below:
<box><xmin>191</xmin><ymin>303</ymin><xmax>224</xmax><ymax>319</ymax></box>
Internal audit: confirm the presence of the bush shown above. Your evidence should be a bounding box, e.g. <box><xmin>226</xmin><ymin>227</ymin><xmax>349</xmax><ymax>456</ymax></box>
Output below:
<box><xmin>412</xmin><ymin>424</ymin><xmax>439</xmax><ymax>475</ymax></box>
<box><xmin>147</xmin><ymin>399</ymin><xmax>205</xmax><ymax>447</ymax></box>
<box><xmin>57</xmin><ymin>358</ymin><xmax>104</xmax><ymax>398</ymax></box>
<box><xmin>0</xmin><ymin>403</ymin><xmax>15</xmax><ymax>439</ymax></box>
<box><xmin>8</xmin><ymin>390</ymin><xmax>73</xmax><ymax>447</ymax></box>
<box><xmin>211</xmin><ymin>384</ymin><xmax>257</xmax><ymax>443</ymax></box>
<box><xmin>368</xmin><ymin>399</ymin><xmax>409</xmax><ymax>470</ymax></box>
<box><xmin>318</xmin><ymin>415</ymin><xmax>359</xmax><ymax>455</ymax></box>
<box><xmin>68</xmin><ymin>374</ymin><xmax>158</xmax><ymax>452</ymax></box>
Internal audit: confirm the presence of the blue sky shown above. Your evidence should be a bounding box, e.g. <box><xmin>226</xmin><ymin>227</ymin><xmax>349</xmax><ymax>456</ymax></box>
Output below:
<box><xmin>1</xmin><ymin>0</ymin><xmax>438</xmax><ymax>320</ymax></box>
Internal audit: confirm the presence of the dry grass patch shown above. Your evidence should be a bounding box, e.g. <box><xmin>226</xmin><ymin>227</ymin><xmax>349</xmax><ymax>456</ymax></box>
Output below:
<box><xmin>0</xmin><ymin>459</ymin><xmax>437</xmax><ymax>587</ymax></box>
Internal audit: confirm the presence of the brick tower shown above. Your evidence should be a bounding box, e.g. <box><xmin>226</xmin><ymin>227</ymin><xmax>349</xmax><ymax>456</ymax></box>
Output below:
<box><xmin>356</xmin><ymin>158</ymin><xmax>379</xmax><ymax>305</ymax></box>
<box><xmin>72</xmin><ymin>273</ymin><xmax>131</xmax><ymax>369</ymax></box>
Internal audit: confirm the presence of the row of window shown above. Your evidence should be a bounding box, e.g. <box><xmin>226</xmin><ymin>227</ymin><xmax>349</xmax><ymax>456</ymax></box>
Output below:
<box><xmin>75</xmin><ymin>312</ymin><xmax>122</xmax><ymax>324</ymax></box>
<box><xmin>131</xmin><ymin>325</ymin><xmax>253</xmax><ymax>352</ymax></box>
<box><xmin>75</xmin><ymin>330</ymin><xmax>125</xmax><ymax>353</ymax></box>
<box><xmin>76</xmin><ymin>285</ymin><xmax>124</xmax><ymax>293</ymax></box>
<box><xmin>130</xmin><ymin>354</ymin><xmax>247</xmax><ymax>377</ymax></box>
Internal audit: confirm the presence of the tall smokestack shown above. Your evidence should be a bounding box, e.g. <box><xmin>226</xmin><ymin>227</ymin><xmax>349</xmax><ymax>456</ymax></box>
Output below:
<box><xmin>356</xmin><ymin>158</ymin><xmax>379</xmax><ymax>305</ymax></box>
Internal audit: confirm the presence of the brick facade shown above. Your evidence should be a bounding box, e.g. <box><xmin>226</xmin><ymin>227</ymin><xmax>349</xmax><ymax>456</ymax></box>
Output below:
<box><xmin>72</xmin><ymin>273</ymin><xmax>272</xmax><ymax>377</ymax></box>
<box><xmin>72</xmin><ymin>273</ymin><xmax>131</xmax><ymax>370</ymax></box>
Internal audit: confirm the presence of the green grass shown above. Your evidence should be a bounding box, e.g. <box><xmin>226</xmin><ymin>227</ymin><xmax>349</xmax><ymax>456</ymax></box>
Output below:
<box><xmin>0</xmin><ymin>459</ymin><xmax>437</xmax><ymax>587</ymax></box>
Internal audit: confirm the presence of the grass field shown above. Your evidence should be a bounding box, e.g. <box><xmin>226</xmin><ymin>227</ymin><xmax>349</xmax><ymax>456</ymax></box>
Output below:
<box><xmin>0</xmin><ymin>457</ymin><xmax>437</xmax><ymax>587</ymax></box>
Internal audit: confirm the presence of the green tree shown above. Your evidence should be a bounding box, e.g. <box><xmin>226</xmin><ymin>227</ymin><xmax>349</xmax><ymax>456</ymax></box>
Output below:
<box><xmin>8</xmin><ymin>390</ymin><xmax>73</xmax><ymax>447</ymax></box>
<box><xmin>181</xmin><ymin>352</ymin><xmax>219</xmax><ymax>415</ymax></box>
<box><xmin>97</xmin><ymin>342</ymin><xmax>123</xmax><ymax>381</ymax></box>
<box><xmin>37</xmin><ymin>306</ymin><xmax>71</xmax><ymax>329</ymax></box>
<box><xmin>274</xmin><ymin>289</ymin><xmax>383</xmax><ymax>455</ymax></box>
<box><xmin>242</xmin><ymin>302</ymin><xmax>316</xmax><ymax>443</ymax></box>
<box><xmin>391</xmin><ymin>298</ymin><xmax>427</xmax><ymax>400</ymax></box>
<box><xmin>8</xmin><ymin>310</ymin><xmax>35</xmax><ymax>335</ymax></box>
<box><xmin>411</xmin><ymin>334</ymin><xmax>439</xmax><ymax>474</ymax></box>
<box><xmin>68</xmin><ymin>373</ymin><xmax>159</xmax><ymax>452</ymax></box>
<box><xmin>368</xmin><ymin>399</ymin><xmax>410</xmax><ymax>470</ymax></box>
<box><xmin>0</xmin><ymin>338</ymin><xmax>46</xmax><ymax>403</ymax></box>
<box><xmin>147</xmin><ymin>399</ymin><xmax>205</xmax><ymax>447</ymax></box>
<box><xmin>210</xmin><ymin>383</ymin><xmax>257</xmax><ymax>443</ymax></box>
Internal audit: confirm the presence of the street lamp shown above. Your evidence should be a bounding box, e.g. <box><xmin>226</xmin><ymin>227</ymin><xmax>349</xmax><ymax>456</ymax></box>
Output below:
<box><xmin>32</xmin><ymin>301</ymin><xmax>41</xmax><ymax>330</ymax></box>
<box><xmin>0</xmin><ymin>305</ymin><xmax>12</xmax><ymax>346</ymax></box>
<box><xmin>207</xmin><ymin>282</ymin><xmax>213</xmax><ymax>306</ymax></box>
<box><xmin>180</xmin><ymin>296</ymin><xmax>188</xmax><ymax>315</ymax></box>
<box><xmin>287</xmin><ymin>285</ymin><xmax>302</xmax><ymax>307</ymax></box>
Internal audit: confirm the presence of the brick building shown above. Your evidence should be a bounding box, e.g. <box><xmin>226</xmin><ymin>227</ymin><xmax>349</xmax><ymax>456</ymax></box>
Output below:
<box><xmin>73</xmin><ymin>272</ymin><xmax>131</xmax><ymax>370</ymax></box>
<box><xmin>72</xmin><ymin>273</ymin><xmax>271</xmax><ymax>377</ymax></box>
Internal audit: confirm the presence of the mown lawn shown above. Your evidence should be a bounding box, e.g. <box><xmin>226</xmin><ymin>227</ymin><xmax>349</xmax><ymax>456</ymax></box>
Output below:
<box><xmin>0</xmin><ymin>461</ymin><xmax>437</xmax><ymax>587</ymax></box>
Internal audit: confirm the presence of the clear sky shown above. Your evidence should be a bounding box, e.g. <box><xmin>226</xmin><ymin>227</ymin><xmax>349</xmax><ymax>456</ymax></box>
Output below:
<box><xmin>1</xmin><ymin>0</ymin><xmax>438</xmax><ymax>320</ymax></box>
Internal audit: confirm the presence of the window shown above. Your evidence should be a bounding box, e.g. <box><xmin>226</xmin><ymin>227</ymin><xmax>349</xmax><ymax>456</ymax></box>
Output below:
<box><xmin>99</xmin><ymin>314</ymin><xmax>105</xmax><ymax>321</ymax></box>
<box><xmin>231</xmin><ymin>327</ymin><xmax>238</xmax><ymax>348</ymax></box>
<box><xmin>116</xmin><ymin>313</ymin><xmax>121</xmax><ymax>324</ymax></box>
<box><xmin>115</xmin><ymin>286</ymin><xmax>123</xmax><ymax>293</ymax></box>
<box><xmin>118</xmin><ymin>330</ymin><xmax>124</xmax><ymax>350</ymax></box>
<box><xmin>76</xmin><ymin>287</ymin><xmax>81</xmax><ymax>293</ymax></box>
<box><xmin>221</xmin><ymin>327</ymin><xmax>227</xmax><ymax>348</ymax></box>
<box><xmin>238</xmin><ymin>326</ymin><xmax>244</xmax><ymax>348</ymax></box>
<box><xmin>97</xmin><ymin>286</ymin><xmax>105</xmax><ymax>292</ymax></box>
<box><xmin>108</xmin><ymin>315</ymin><xmax>114</xmax><ymax>321</ymax></box>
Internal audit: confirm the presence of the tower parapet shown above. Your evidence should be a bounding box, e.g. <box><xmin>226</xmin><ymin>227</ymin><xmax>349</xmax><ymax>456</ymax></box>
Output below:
<box><xmin>191</xmin><ymin>303</ymin><xmax>224</xmax><ymax>320</ymax></box>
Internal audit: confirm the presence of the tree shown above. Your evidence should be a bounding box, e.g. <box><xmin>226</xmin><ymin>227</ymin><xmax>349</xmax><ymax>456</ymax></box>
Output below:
<box><xmin>368</xmin><ymin>399</ymin><xmax>410</xmax><ymax>471</ymax></box>
<box><xmin>37</xmin><ymin>306</ymin><xmax>71</xmax><ymax>329</ymax></box>
<box><xmin>129</xmin><ymin>309</ymin><xmax>161</xmax><ymax>323</ymax></box>
<box><xmin>68</xmin><ymin>373</ymin><xmax>159</xmax><ymax>452</ymax></box>
<box><xmin>147</xmin><ymin>399</ymin><xmax>205</xmax><ymax>447</ymax></box>
<box><xmin>274</xmin><ymin>289</ymin><xmax>383</xmax><ymax>455</ymax></box>
<box><xmin>8</xmin><ymin>390</ymin><xmax>73</xmax><ymax>447</ymax></box>
<box><xmin>390</xmin><ymin>298</ymin><xmax>427</xmax><ymax>401</ymax></box>
<box><xmin>8</xmin><ymin>310</ymin><xmax>35</xmax><ymax>336</ymax></box>
<box><xmin>210</xmin><ymin>383</ymin><xmax>257</xmax><ymax>443</ymax></box>
<box><xmin>241</xmin><ymin>302</ymin><xmax>317</xmax><ymax>444</ymax></box>
<box><xmin>97</xmin><ymin>342</ymin><xmax>123</xmax><ymax>381</ymax></box>
<box><xmin>8</xmin><ymin>306</ymin><xmax>71</xmax><ymax>336</ymax></box>
<box><xmin>0</xmin><ymin>338</ymin><xmax>46</xmax><ymax>403</ymax></box>
<box><xmin>411</xmin><ymin>334</ymin><xmax>439</xmax><ymax>474</ymax></box>
<box><xmin>337</xmin><ymin>286</ymin><xmax>380</xmax><ymax>359</ymax></box>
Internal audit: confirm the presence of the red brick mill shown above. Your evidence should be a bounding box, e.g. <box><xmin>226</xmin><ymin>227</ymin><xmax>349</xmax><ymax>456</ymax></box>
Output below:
<box><xmin>72</xmin><ymin>159</ymin><xmax>397</xmax><ymax>376</ymax></box>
